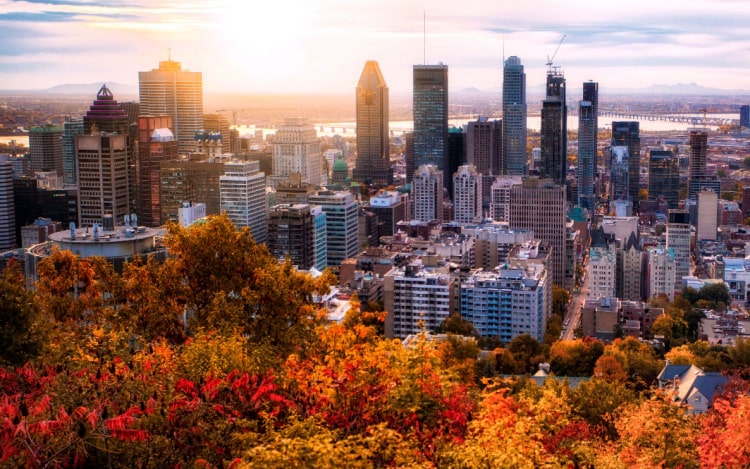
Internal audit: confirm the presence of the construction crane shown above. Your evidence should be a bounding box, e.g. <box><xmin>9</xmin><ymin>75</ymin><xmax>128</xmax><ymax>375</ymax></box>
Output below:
<box><xmin>546</xmin><ymin>34</ymin><xmax>566</xmax><ymax>69</ymax></box>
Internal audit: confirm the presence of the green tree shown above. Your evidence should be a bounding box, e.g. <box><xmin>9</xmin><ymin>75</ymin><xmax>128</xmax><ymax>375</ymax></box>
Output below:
<box><xmin>508</xmin><ymin>334</ymin><xmax>543</xmax><ymax>374</ymax></box>
<box><xmin>552</xmin><ymin>285</ymin><xmax>570</xmax><ymax>319</ymax></box>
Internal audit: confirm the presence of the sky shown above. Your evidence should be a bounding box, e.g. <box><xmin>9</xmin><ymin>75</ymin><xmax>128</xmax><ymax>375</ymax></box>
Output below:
<box><xmin>1</xmin><ymin>0</ymin><xmax>750</xmax><ymax>95</ymax></box>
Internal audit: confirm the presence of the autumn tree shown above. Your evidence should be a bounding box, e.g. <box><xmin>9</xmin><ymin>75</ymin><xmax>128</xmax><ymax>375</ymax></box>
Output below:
<box><xmin>0</xmin><ymin>262</ymin><xmax>45</xmax><ymax>366</ymax></box>
<box><xmin>549</xmin><ymin>338</ymin><xmax>605</xmax><ymax>376</ymax></box>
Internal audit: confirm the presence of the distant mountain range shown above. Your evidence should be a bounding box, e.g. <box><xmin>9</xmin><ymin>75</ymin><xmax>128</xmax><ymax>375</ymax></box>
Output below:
<box><xmin>0</xmin><ymin>82</ymin><xmax>138</xmax><ymax>97</ymax></box>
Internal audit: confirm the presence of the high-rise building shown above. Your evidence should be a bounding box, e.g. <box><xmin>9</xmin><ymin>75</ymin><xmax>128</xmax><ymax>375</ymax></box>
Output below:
<box><xmin>696</xmin><ymin>188</ymin><xmax>718</xmax><ymax>242</ymax></box>
<box><xmin>489</xmin><ymin>176</ymin><xmax>522</xmax><ymax>223</ymax></box>
<box><xmin>502</xmin><ymin>56</ymin><xmax>527</xmax><ymax>175</ymax></box>
<box><xmin>311</xmin><ymin>205</ymin><xmax>328</xmax><ymax>271</ymax></box>
<box><xmin>740</xmin><ymin>105</ymin><xmax>750</xmax><ymax>128</ymax></box>
<box><xmin>617</xmin><ymin>233</ymin><xmax>643</xmax><ymax>301</ymax></box>
<box><xmin>413</xmin><ymin>64</ymin><xmax>449</xmax><ymax>189</ymax></box>
<box><xmin>307</xmin><ymin>190</ymin><xmax>359</xmax><ymax>267</ymax></box>
<box><xmin>610</xmin><ymin>146</ymin><xmax>630</xmax><ymax>202</ymax></box>
<box><xmin>139</xmin><ymin>58</ymin><xmax>203</xmax><ymax>155</ymax></box>
<box><xmin>647</xmin><ymin>247</ymin><xmax>677</xmax><ymax>301</ymax></box>
<box><xmin>137</xmin><ymin>116</ymin><xmax>178</xmax><ymax>227</ymax></box>
<box><xmin>75</xmin><ymin>133</ymin><xmax>130</xmax><ymax>227</ymax></box>
<box><xmin>540</xmin><ymin>69</ymin><xmax>567</xmax><ymax>186</ymax></box>
<box><xmin>583</xmin><ymin>81</ymin><xmax>599</xmax><ymax>131</ymax></box>
<box><xmin>649</xmin><ymin>149</ymin><xmax>679</xmax><ymax>208</ymax></box>
<box><xmin>447</xmin><ymin>127</ymin><xmax>466</xmax><ymax>196</ymax></box>
<box><xmin>366</xmin><ymin>191</ymin><xmax>407</xmax><ymax>239</ymax></box>
<box><xmin>412</xmin><ymin>164</ymin><xmax>443</xmax><ymax>223</ymax></box>
<box><xmin>508</xmin><ymin>177</ymin><xmax>567</xmax><ymax>286</ymax></box>
<box><xmin>353</xmin><ymin>60</ymin><xmax>391</xmax><ymax>185</ymax></box>
<box><xmin>687</xmin><ymin>130</ymin><xmax>720</xmax><ymax>199</ymax></box>
<box><xmin>666</xmin><ymin>209</ymin><xmax>691</xmax><ymax>293</ymax></box>
<box><xmin>62</xmin><ymin>120</ymin><xmax>84</xmax><ymax>186</ymax></box>
<box><xmin>160</xmin><ymin>156</ymin><xmax>226</xmax><ymax>223</ymax></box>
<box><xmin>13</xmin><ymin>177</ymin><xmax>77</xmax><ymax>245</ymax></box>
<box><xmin>453</xmin><ymin>165</ymin><xmax>482</xmax><ymax>224</ymax></box>
<box><xmin>271</xmin><ymin>118</ymin><xmax>322</xmax><ymax>187</ymax></box>
<box><xmin>466</xmin><ymin>117</ymin><xmax>502</xmax><ymax>208</ymax></box>
<box><xmin>29</xmin><ymin>125</ymin><xmax>63</xmax><ymax>177</ymax></box>
<box><xmin>267</xmin><ymin>204</ymin><xmax>316</xmax><ymax>270</ymax></box>
<box><xmin>463</xmin><ymin>223</ymin><xmax>534</xmax><ymax>271</ymax></box>
<box><xmin>578</xmin><ymin>87</ymin><xmax>597</xmax><ymax>212</ymax></box>
<box><xmin>587</xmin><ymin>227</ymin><xmax>616</xmax><ymax>300</ymax></box>
<box><xmin>83</xmin><ymin>84</ymin><xmax>129</xmax><ymax>135</ymax></box>
<box><xmin>220</xmin><ymin>160</ymin><xmax>267</xmax><ymax>243</ymax></box>
<box><xmin>0</xmin><ymin>157</ymin><xmax>15</xmax><ymax>250</ymax></box>
<box><xmin>611</xmin><ymin>121</ymin><xmax>640</xmax><ymax>204</ymax></box>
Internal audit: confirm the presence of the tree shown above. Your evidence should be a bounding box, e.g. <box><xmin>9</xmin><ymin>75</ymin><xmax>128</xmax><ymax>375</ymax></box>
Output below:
<box><xmin>549</xmin><ymin>339</ymin><xmax>605</xmax><ymax>376</ymax></box>
<box><xmin>0</xmin><ymin>262</ymin><xmax>45</xmax><ymax>366</ymax></box>
<box><xmin>439</xmin><ymin>313</ymin><xmax>478</xmax><ymax>337</ymax></box>
<box><xmin>552</xmin><ymin>285</ymin><xmax>570</xmax><ymax>319</ymax></box>
<box><xmin>593</xmin><ymin>355</ymin><xmax>628</xmax><ymax>383</ymax></box>
<box><xmin>508</xmin><ymin>334</ymin><xmax>543</xmax><ymax>374</ymax></box>
<box><xmin>697</xmin><ymin>394</ymin><xmax>750</xmax><ymax>468</ymax></box>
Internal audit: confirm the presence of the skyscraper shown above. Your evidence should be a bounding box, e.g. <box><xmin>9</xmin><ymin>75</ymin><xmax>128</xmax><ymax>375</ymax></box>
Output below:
<box><xmin>502</xmin><ymin>56</ymin><xmax>527</xmax><ymax>175</ymax></box>
<box><xmin>540</xmin><ymin>69</ymin><xmax>567</xmax><ymax>186</ymax></box>
<box><xmin>582</xmin><ymin>81</ymin><xmax>599</xmax><ymax>132</ymax></box>
<box><xmin>649</xmin><ymin>149</ymin><xmax>679</xmax><ymax>208</ymax></box>
<box><xmin>0</xmin><ymin>157</ymin><xmax>15</xmax><ymax>250</ymax></box>
<box><xmin>413</xmin><ymin>64</ymin><xmax>449</xmax><ymax>189</ymax></box>
<box><xmin>611</xmin><ymin>121</ymin><xmax>640</xmax><ymax>203</ymax></box>
<box><xmin>740</xmin><ymin>105</ymin><xmax>750</xmax><ymax>128</ymax></box>
<box><xmin>83</xmin><ymin>84</ymin><xmax>129</xmax><ymax>135</ymax></box>
<box><xmin>308</xmin><ymin>190</ymin><xmax>359</xmax><ymax>267</ymax></box>
<box><xmin>666</xmin><ymin>209</ymin><xmax>691</xmax><ymax>292</ymax></box>
<box><xmin>271</xmin><ymin>118</ymin><xmax>322</xmax><ymax>187</ymax></box>
<box><xmin>220</xmin><ymin>160</ymin><xmax>267</xmax><ymax>244</ymax></box>
<box><xmin>203</xmin><ymin>113</ymin><xmax>231</xmax><ymax>154</ymax></box>
<box><xmin>578</xmin><ymin>96</ymin><xmax>596</xmax><ymax>212</ymax></box>
<box><xmin>688</xmin><ymin>130</ymin><xmax>713</xmax><ymax>199</ymax></box>
<box><xmin>62</xmin><ymin>120</ymin><xmax>84</xmax><ymax>186</ymax></box>
<box><xmin>453</xmin><ymin>165</ymin><xmax>482</xmax><ymax>224</ymax></box>
<box><xmin>137</xmin><ymin>115</ymin><xmax>178</xmax><ymax>227</ymax></box>
<box><xmin>447</xmin><ymin>126</ymin><xmax>466</xmax><ymax>196</ymax></box>
<box><xmin>466</xmin><ymin>117</ymin><xmax>502</xmax><ymax>208</ymax></box>
<box><xmin>509</xmin><ymin>177</ymin><xmax>567</xmax><ymax>286</ymax></box>
<box><xmin>139</xmin><ymin>58</ymin><xmax>203</xmax><ymax>155</ymax></box>
<box><xmin>29</xmin><ymin>125</ymin><xmax>63</xmax><ymax>177</ymax></box>
<box><xmin>75</xmin><ymin>133</ymin><xmax>130</xmax><ymax>227</ymax></box>
<box><xmin>353</xmin><ymin>60</ymin><xmax>391</xmax><ymax>185</ymax></box>
<box><xmin>267</xmin><ymin>204</ymin><xmax>317</xmax><ymax>270</ymax></box>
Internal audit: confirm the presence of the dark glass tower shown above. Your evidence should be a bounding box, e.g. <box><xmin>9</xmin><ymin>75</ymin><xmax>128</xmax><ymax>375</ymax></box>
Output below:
<box><xmin>353</xmin><ymin>60</ymin><xmax>392</xmax><ymax>185</ymax></box>
<box><xmin>447</xmin><ymin>126</ymin><xmax>466</xmax><ymax>198</ymax></box>
<box><xmin>740</xmin><ymin>105</ymin><xmax>750</xmax><ymax>128</ymax></box>
<box><xmin>540</xmin><ymin>69</ymin><xmax>567</xmax><ymax>186</ymax></box>
<box><xmin>578</xmin><ymin>99</ymin><xmax>596</xmax><ymax>211</ymax></box>
<box><xmin>649</xmin><ymin>149</ymin><xmax>679</xmax><ymax>208</ymax></box>
<box><xmin>502</xmin><ymin>56</ymin><xmax>526</xmax><ymax>175</ymax></box>
<box><xmin>688</xmin><ymin>130</ymin><xmax>719</xmax><ymax>199</ymax></box>
<box><xmin>413</xmin><ymin>64</ymin><xmax>449</xmax><ymax>190</ymax></box>
<box><xmin>611</xmin><ymin>121</ymin><xmax>640</xmax><ymax>204</ymax></box>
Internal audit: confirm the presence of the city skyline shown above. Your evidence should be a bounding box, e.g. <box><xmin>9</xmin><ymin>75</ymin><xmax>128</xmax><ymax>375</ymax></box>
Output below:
<box><xmin>2</xmin><ymin>1</ymin><xmax>750</xmax><ymax>94</ymax></box>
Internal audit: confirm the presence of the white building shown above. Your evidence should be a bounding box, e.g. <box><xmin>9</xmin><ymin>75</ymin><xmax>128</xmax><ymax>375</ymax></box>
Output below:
<box><xmin>384</xmin><ymin>263</ymin><xmax>453</xmax><ymax>339</ymax></box>
<box><xmin>220</xmin><ymin>160</ymin><xmax>267</xmax><ymax>243</ymax></box>
<box><xmin>667</xmin><ymin>210</ymin><xmax>692</xmax><ymax>293</ymax></box>
<box><xmin>696</xmin><ymin>188</ymin><xmax>718</xmax><ymax>242</ymax></box>
<box><xmin>588</xmin><ymin>244</ymin><xmax>617</xmax><ymax>300</ymax></box>
<box><xmin>412</xmin><ymin>164</ymin><xmax>443</xmax><ymax>222</ymax></box>
<box><xmin>489</xmin><ymin>176</ymin><xmax>522</xmax><ymax>223</ymax></box>
<box><xmin>0</xmin><ymin>156</ymin><xmax>15</xmax><ymax>250</ymax></box>
<box><xmin>178</xmin><ymin>202</ymin><xmax>207</xmax><ymax>227</ymax></box>
<box><xmin>453</xmin><ymin>165</ymin><xmax>482</xmax><ymax>224</ymax></box>
<box><xmin>271</xmin><ymin>118</ymin><xmax>322</xmax><ymax>187</ymax></box>
<box><xmin>648</xmin><ymin>247</ymin><xmax>677</xmax><ymax>301</ymax></box>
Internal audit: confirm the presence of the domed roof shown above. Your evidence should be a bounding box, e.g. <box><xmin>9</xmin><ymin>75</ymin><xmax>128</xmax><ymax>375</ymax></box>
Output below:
<box><xmin>151</xmin><ymin>128</ymin><xmax>174</xmax><ymax>142</ymax></box>
<box><xmin>333</xmin><ymin>157</ymin><xmax>348</xmax><ymax>172</ymax></box>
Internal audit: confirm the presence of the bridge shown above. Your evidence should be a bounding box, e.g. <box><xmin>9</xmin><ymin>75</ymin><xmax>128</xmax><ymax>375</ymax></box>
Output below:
<box><xmin>595</xmin><ymin>110</ymin><xmax>739</xmax><ymax>127</ymax></box>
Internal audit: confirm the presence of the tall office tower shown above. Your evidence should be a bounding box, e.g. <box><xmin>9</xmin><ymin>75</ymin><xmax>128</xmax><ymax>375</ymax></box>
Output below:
<box><xmin>648</xmin><ymin>149</ymin><xmax>680</xmax><ymax>208</ymax></box>
<box><xmin>466</xmin><ymin>117</ymin><xmax>502</xmax><ymax>207</ymax></box>
<box><xmin>617</xmin><ymin>233</ymin><xmax>643</xmax><ymax>301</ymax></box>
<box><xmin>29</xmin><ymin>125</ymin><xmax>63</xmax><ymax>177</ymax></box>
<box><xmin>83</xmin><ymin>85</ymin><xmax>129</xmax><ymax>134</ymax></box>
<box><xmin>688</xmin><ymin>130</ymin><xmax>720</xmax><ymax>199</ymax></box>
<box><xmin>740</xmin><ymin>105</ymin><xmax>750</xmax><ymax>128</ymax></box>
<box><xmin>404</xmin><ymin>132</ymin><xmax>415</xmax><ymax>184</ymax></box>
<box><xmin>311</xmin><ymin>205</ymin><xmax>328</xmax><ymax>271</ymax></box>
<box><xmin>412</xmin><ymin>164</ymin><xmax>443</xmax><ymax>222</ymax></box>
<box><xmin>75</xmin><ymin>133</ymin><xmax>130</xmax><ymax>227</ymax></box>
<box><xmin>139</xmin><ymin>58</ymin><xmax>203</xmax><ymax>155</ymax></box>
<box><xmin>461</xmin><ymin>243</ymin><xmax>549</xmax><ymax>342</ymax></box>
<box><xmin>384</xmin><ymin>263</ymin><xmax>454</xmax><ymax>339</ymax></box>
<box><xmin>203</xmin><ymin>113</ymin><xmax>231</xmax><ymax>153</ymax></box>
<box><xmin>413</xmin><ymin>64</ymin><xmax>449</xmax><ymax>190</ymax></box>
<box><xmin>137</xmin><ymin>116</ymin><xmax>178</xmax><ymax>227</ymax></box>
<box><xmin>447</xmin><ymin>127</ymin><xmax>466</xmax><ymax>196</ymax></box>
<box><xmin>353</xmin><ymin>60</ymin><xmax>391</xmax><ymax>185</ymax></box>
<box><xmin>0</xmin><ymin>157</ymin><xmax>15</xmax><ymax>250</ymax></box>
<box><xmin>540</xmin><ymin>69</ymin><xmax>567</xmax><ymax>186</ymax></box>
<box><xmin>160</xmin><ymin>156</ymin><xmax>226</xmax><ymax>222</ymax></box>
<box><xmin>647</xmin><ymin>247</ymin><xmax>677</xmax><ymax>301</ymax></box>
<box><xmin>62</xmin><ymin>120</ymin><xmax>84</xmax><ymax>186</ymax></box>
<box><xmin>307</xmin><ymin>190</ymin><xmax>359</xmax><ymax>267</ymax></box>
<box><xmin>453</xmin><ymin>165</ymin><xmax>482</xmax><ymax>224</ymax></box>
<box><xmin>489</xmin><ymin>176</ymin><xmax>522</xmax><ymax>222</ymax></box>
<box><xmin>583</xmin><ymin>81</ymin><xmax>598</xmax><ymax>129</ymax></box>
<box><xmin>220</xmin><ymin>160</ymin><xmax>267</xmax><ymax>243</ymax></box>
<box><xmin>267</xmin><ymin>204</ymin><xmax>316</xmax><ymax>270</ymax></box>
<box><xmin>271</xmin><ymin>118</ymin><xmax>322</xmax><ymax>187</ymax></box>
<box><xmin>502</xmin><ymin>56</ymin><xmax>527</xmax><ymax>175</ymax></box>
<box><xmin>696</xmin><ymin>188</ymin><xmax>718</xmax><ymax>242</ymax></box>
<box><xmin>666</xmin><ymin>209</ymin><xmax>691</xmax><ymax>293</ymax></box>
<box><xmin>578</xmin><ymin>99</ymin><xmax>596</xmax><ymax>211</ymax></box>
<box><xmin>366</xmin><ymin>191</ymin><xmax>407</xmax><ymax>238</ymax></box>
<box><xmin>509</xmin><ymin>177</ymin><xmax>566</xmax><ymax>286</ymax></box>
<box><xmin>610</xmin><ymin>146</ymin><xmax>630</xmax><ymax>202</ymax></box>
<box><xmin>611</xmin><ymin>121</ymin><xmax>640</xmax><ymax>204</ymax></box>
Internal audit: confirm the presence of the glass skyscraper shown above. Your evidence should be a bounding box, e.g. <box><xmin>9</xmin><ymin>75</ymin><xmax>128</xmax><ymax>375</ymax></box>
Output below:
<box><xmin>540</xmin><ymin>70</ymin><xmax>567</xmax><ymax>186</ymax></box>
<box><xmin>353</xmin><ymin>60</ymin><xmax>391</xmax><ymax>185</ymax></box>
<box><xmin>412</xmin><ymin>64</ymin><xmax>449</xmax><ymax>190</ymax></box>
<box><xmin>502</xmin><ymin>56</ymin><xmax>526</xmax><ymax>175</ymax></box>
<box><xmin>611</xmin><ymin>121</ymin><xmax>640</xmax><ymax>203</ymax></box>
<box><xmin>577</xmin><ymin>81</ymin><xmax>598</xmax><ymax>212</ymax></box>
